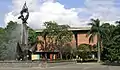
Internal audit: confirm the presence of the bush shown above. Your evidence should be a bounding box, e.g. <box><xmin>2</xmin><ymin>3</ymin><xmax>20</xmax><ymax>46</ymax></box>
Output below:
<box><xmin>62</xmin><ymin>43</ymin><xmax>72</xmax><ymax>60</ymax></box>
<box><xmin>77</xmin><ymin>44</ymin><xmax>93</xmax><ymax>60</ymax></box>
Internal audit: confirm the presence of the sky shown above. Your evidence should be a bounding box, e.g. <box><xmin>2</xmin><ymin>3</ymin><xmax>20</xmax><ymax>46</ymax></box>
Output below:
<box><xmin>0</xmin><ymin>0</ymin><xmax>120</xmax><ymax>29</ymax></box>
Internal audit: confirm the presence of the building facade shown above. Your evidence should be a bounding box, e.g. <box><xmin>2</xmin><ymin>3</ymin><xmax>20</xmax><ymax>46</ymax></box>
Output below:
<box><xmin>70</xmin><ymin>27</ymin><xmax>97</xmax><ymax>47</ymax></box>
<box><xmin>35</xmin><ymin>27</ymin><xmax>97</xmax><ymax>48</ymax></box>
<box><xmin>30</xmin><ymin>27</ymin><xmax>97</xmax><ymax>60</ymax></box>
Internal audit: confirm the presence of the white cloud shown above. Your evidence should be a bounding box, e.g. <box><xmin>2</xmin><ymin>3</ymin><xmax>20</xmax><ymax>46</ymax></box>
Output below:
<box><xmin>4</xmin><ymin>0</ymin><xmax>120</xmax><ymax>29</ymax></box>
<box><xmin>84</xmin><ymin>0</ymin><xmax>120</xmax><ymax>23</ymax></box>
<box><xmin>5</xmin><ymin>0</ymin><xmax>83</xmax><ymax>29</ymax></box>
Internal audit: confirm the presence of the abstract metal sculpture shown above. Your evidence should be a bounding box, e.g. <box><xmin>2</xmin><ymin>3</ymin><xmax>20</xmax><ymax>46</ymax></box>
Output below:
<box><xmin>18</xmin><ymin>2</ymin><xmax>29</xmax><ymax>24</ymax></box>
<box><xmin>17</xmin><ymin>2</ymin><xmax>30</xmax><ymax>60</ymax></box>
<box><xmin>18</xmin><ymin>2</ymin><xmax>29</xmax><ymax>46</ymax></box>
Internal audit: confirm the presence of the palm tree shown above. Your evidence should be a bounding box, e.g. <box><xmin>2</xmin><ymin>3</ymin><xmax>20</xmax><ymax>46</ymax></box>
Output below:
<box><xmin>87</xmin><ymin>19</ymin><xmax>103</xmax><ymax>62</ymax></box>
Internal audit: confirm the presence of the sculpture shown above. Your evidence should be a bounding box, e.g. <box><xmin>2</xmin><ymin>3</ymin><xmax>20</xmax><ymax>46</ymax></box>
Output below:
<box><xmin>16</xmin><ymin>2</ymin><xmax>30</xmax><ymax>60</ymax></box>
<box><xmin>18</xmin><ymin>2</ymin><xmax>29</xmax><ymax>45</ymax></box>
<box><xmin>18</xmin><ymin>2</ymin><xmax>29</xmax><ymax>24</ymax></box>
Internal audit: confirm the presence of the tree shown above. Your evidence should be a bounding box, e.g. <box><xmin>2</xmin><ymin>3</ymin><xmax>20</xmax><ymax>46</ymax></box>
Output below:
<box><xmin>87</xmin><ymin>19</ymin><xmax>104</xmax><ymax>62</ymax></box>
<box><xmin>0</xmin><ymin>21</ymin><xmax>21</xmax><ymax>60</ymax></box>
<box><xmin>101</xmin><ymin>22</ymin><xmax>120</xmax><ymax>62</ymax></box>
<box><xmin>77</xmin><ymin>44</ymin><xmax>92</xmax><ymax>60</ymax></box>
<box><xmin>42</xmin><ymin>21</ymin><xmax>59</xmax><ymax>51</ymax></box>
<box><xmin>0</xmin><ymin>21</ymin><xmax>38</xmax><ymax>60</ymax></box>
<box><xmin>56</xmin><ymin>25</ymin><xmax>73</xmax><ymax>59</ymax></box>
<box><xmin>101</xmin><ymin>23</ymin><xmax>116</xmax><ymax>46</ymax></box>
<box><xmin>0</xmin><ymin>27</ymin><xmax>6</xmax><ymax>59</ymax></box>
<box><xmin>62</xmin><ymin>43</ymin><xmax>72</xmax><ymax>59</ymax></box>
<box><xmin>28</xmin><ymin>28</ymin><xmax>37</xmax><ymax>45</ymax></box>
<box><xmin>5</xmin><ymin>21</ymin><xmax>21</xmax><ymax>42</ymax></box>
<box><xmin>0</xmin><ymin>27</ymin><xmax>6</xmax><ymax>44</ymax></box>
<box><xmin>42</xmin><ymin>21</ymin><xmax>73</xmax><ymax>59</ymax></box>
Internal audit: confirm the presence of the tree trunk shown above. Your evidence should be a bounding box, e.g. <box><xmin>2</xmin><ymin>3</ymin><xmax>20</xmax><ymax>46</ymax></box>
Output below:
<box><xmin>97</xmin><ymin>36</ymin><xmax>101</xmax><ymax>63</ymax></box>
<box><xmin>60</xmin><ymin>52</ymin><xmax>62</xmax><ymax>59</ymax></box>
<box><xmin>66</xmin><ymin>54</ymin><xmax>67</xmax><ymax>60</ymax></box>
<box><xmin>44</xmin><ymin>37</ymin><xmax>46</xmax><ymax>51</ymax></box>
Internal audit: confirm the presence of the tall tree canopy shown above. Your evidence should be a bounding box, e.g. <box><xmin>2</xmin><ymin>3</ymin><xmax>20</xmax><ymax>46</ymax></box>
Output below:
<box><xmin>0</xmin><ymin>21</ymin><xmax>36</xmax><ymax>60</ymax></box>
<box><xmin>42</xmin><ymin>21</ymin><xmax>73</xmax><ymax>59</ymax></box>
<box><xmin>101</xmin><ymin>22</ymin><xmax>120</xmax><ymax>62</ymax></box>
<box><xmin>0</xmin><ymin>21</ymin><xmax>21</xmax><ymax>60</ymax></box>
<box><xmin>87</xmin><ymin>19</ymin><xmax>120</xmax><ymax>62</ymax></box>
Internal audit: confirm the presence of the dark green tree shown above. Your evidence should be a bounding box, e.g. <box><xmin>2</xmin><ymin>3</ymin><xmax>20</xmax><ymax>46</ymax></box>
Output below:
<box><xmin>101</xmin><ymin>22</ymin><xmax>120</xmax><ymax>62</ymax></box>
<box><xmin>28</xmin><ymin>28</ymin><xmax>37</xmax><ymax>45</ymax></box>
<box><xmin>0</xmin><ymin>21</ymin><xmax>21</xmax><ymax>60</ymax></box>
<box><xmin>0</xmin><ymin>27</ymin><xmax>6</xmax><ymax>59</ymax></box>
<box><xmin>77</xmin><ymin>44</ymin><xmax>92</xmax><ymax>60</ymax></box>
<box><xmin>0</xmin><ymin>27</ymin><xmax>6</xmax><ymax>44</ymax></box>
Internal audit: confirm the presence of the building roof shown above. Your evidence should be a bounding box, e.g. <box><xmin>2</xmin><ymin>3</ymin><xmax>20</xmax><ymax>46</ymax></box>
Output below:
<box><xmin>69</xmin><ymin>27</ymin><xmax>91</xmax><ymax>31</ymax></box>
<box><xmin>35</xmin><ymin>29</ymin><xmax>44</xmax><ymax>32</ymax></box>
<box><xmin>35</xmin><ymin>27</ymin><xmax>91</xmax><ymax>32</ymax></box>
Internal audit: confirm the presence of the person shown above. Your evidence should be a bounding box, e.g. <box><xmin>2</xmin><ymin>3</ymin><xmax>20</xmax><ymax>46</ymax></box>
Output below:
<box><xmin>92</xmin><ymin>54</ymin><xmax>95</xmax><ymax>59</ymax></box>
<box><xmin>80</xmin><ymin>58</ymin><xmax>83</xmax><ymax>64</ymax></box>
<box><xmin>41</xmin><ymin>56</ymin><xmax>47</xmax><ymax>68</ymax></box>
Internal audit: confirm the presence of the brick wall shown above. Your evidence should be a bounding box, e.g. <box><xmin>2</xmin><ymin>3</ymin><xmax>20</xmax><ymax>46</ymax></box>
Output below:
<box><xmin>36</xmin><ymin>30</ymin><xmax>97</xmax><ymax>49</ymax></box>
<box><xmin>77</xmin><ymin>33</ymin><xmax>97</xmax><ymax>46</ymax></box>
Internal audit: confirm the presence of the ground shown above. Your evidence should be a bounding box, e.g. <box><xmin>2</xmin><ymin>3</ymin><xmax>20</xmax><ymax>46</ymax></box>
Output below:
<box><xmin>0</xmin><ymin>63</ymin><xmax>120</xmax><ymax>70</ymax></box>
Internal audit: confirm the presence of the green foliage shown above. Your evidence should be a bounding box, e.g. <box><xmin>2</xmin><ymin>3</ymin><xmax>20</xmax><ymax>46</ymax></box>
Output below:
<box><xmin>42</xmin><ymin>21</ymin><xmax>73</xmax><ymax>48</ymax></box>
<box><xmin>87</xmin><ymin>19</ymin><xmax>104</xmax><ymax>62</ymax></box>
<box><xmin>56</xmin><ymin>25</ymin><xmax>73</xmax><ymax>44</ymax></box>
<box><xmin>77</xmin><ymin>44</ymin><xmax>92</xmax><ymax>52</ymax></box>
<box><xmin>5</xmin><ymin>21</ymin><xmax>18</xmax><ymax>31</ymax></box>
<box><xmin>43</xmin><ymin>21</ymin><xmax>59</xmax><ymax>38</ymax></box>
<box><xmin>0</xmin><ymin>27</ymin><xmax>6</xmax><ymax>44</ymax></box>
<box><xmin>62</xmin><ymin>44</ymin><xmax>72</xmax><ymax>59</ymax></box>
<box><xmin>28</xmin><ymin>28</ymin><xmax>37</xmax><ymax>45</ymax></box>
<box><xmin>0</xmin><ymin>21</ymin><xmax>37</xmax><ymax>60</ymax></box>
<box><xmin>101</xmin><ymin>23</ymin><xmax>120</xmax><ymax>62</ymax></box>
<box><xmin>77</xmin><ymin>44</ymin><xmax>92</xmax><ymax>60</ymax></box>
<box><xmin>0</xmin><ymin>28</ymin><xmax>6</xmax><ymax>59</ymax></box>
<box><xmin>42</xmin><ymin>21</ymin><xmax>73</xmax><ymax>59</ymax></box>
<box><xmin>88</xmin><ymin>19</ymin><xmax>120</xmax><ymax>62</ymax></box>
<box><xmin>62</xmin><ymin>44</ymin><xmax>72</xmax><ymax>54</ymax></box>
<box><xmin>0</xmin><ymin>21</ymin><xmax>21</xmax><ymax>60</ymax></box>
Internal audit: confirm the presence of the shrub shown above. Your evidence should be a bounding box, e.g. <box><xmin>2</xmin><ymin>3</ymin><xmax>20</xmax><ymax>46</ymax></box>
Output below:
<box><xmin>77</xmin><ymin>44</ymin><xmax>93</xmax><ymax>60</ymax></box>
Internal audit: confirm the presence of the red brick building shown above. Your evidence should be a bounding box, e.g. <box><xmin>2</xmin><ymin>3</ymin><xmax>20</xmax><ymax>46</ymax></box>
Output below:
<box><xmin>35</xmin><ymin>27</ymin><xmax>97</xmax><ymax>48</ymax></box>
<box><xmin>69</xmin><ymin>27</ymin><xmax>97</xmax><ymax>47</ymax></box>
<box><xmin>32</xmin><ymin>27</ymin><xmax>97</xmax><ymax>60</ymax></box>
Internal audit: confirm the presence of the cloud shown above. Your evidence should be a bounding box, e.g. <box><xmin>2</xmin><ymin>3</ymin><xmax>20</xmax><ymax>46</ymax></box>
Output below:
<box><xmin>76</xmin><ymin>0</ymin><xmax>120</xmax><ymax>25</ymax></box>
<box><xmin>5</xmin><ymin>0</ymin><xmax>83</xmax><ymax>29</ymax></box>
<box><xmin>4</xmin><ymin>0</ymin><xmax>120</xmax><ymax>29</ymax></box>
<box><xmin>84</xmin><ymin>0</ymin><xmax>120</xmax><ymax>23</ymax></box>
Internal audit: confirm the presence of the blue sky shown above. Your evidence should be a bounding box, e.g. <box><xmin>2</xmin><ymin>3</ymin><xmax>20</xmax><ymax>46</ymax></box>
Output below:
<box><xmin>0</xmin><ymin>0</ymin><xmax>11</xmax><ymax>27</ymax></box>
<box><xmin>57</xmin><ymin>0</ymin><xmax>85</xmax><ymax>8</ymax></box>
<box><xmin>1</xmin><ymin>0</ymin><xmax>120</xmax><ymax>29</ymax></box>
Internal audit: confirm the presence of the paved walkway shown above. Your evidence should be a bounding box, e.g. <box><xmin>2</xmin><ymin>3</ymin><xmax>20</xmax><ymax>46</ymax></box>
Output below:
<box><xmin>0</xmin><ymin>63</ymin><xmax>120</xmax><ymax>70</ymax></box>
